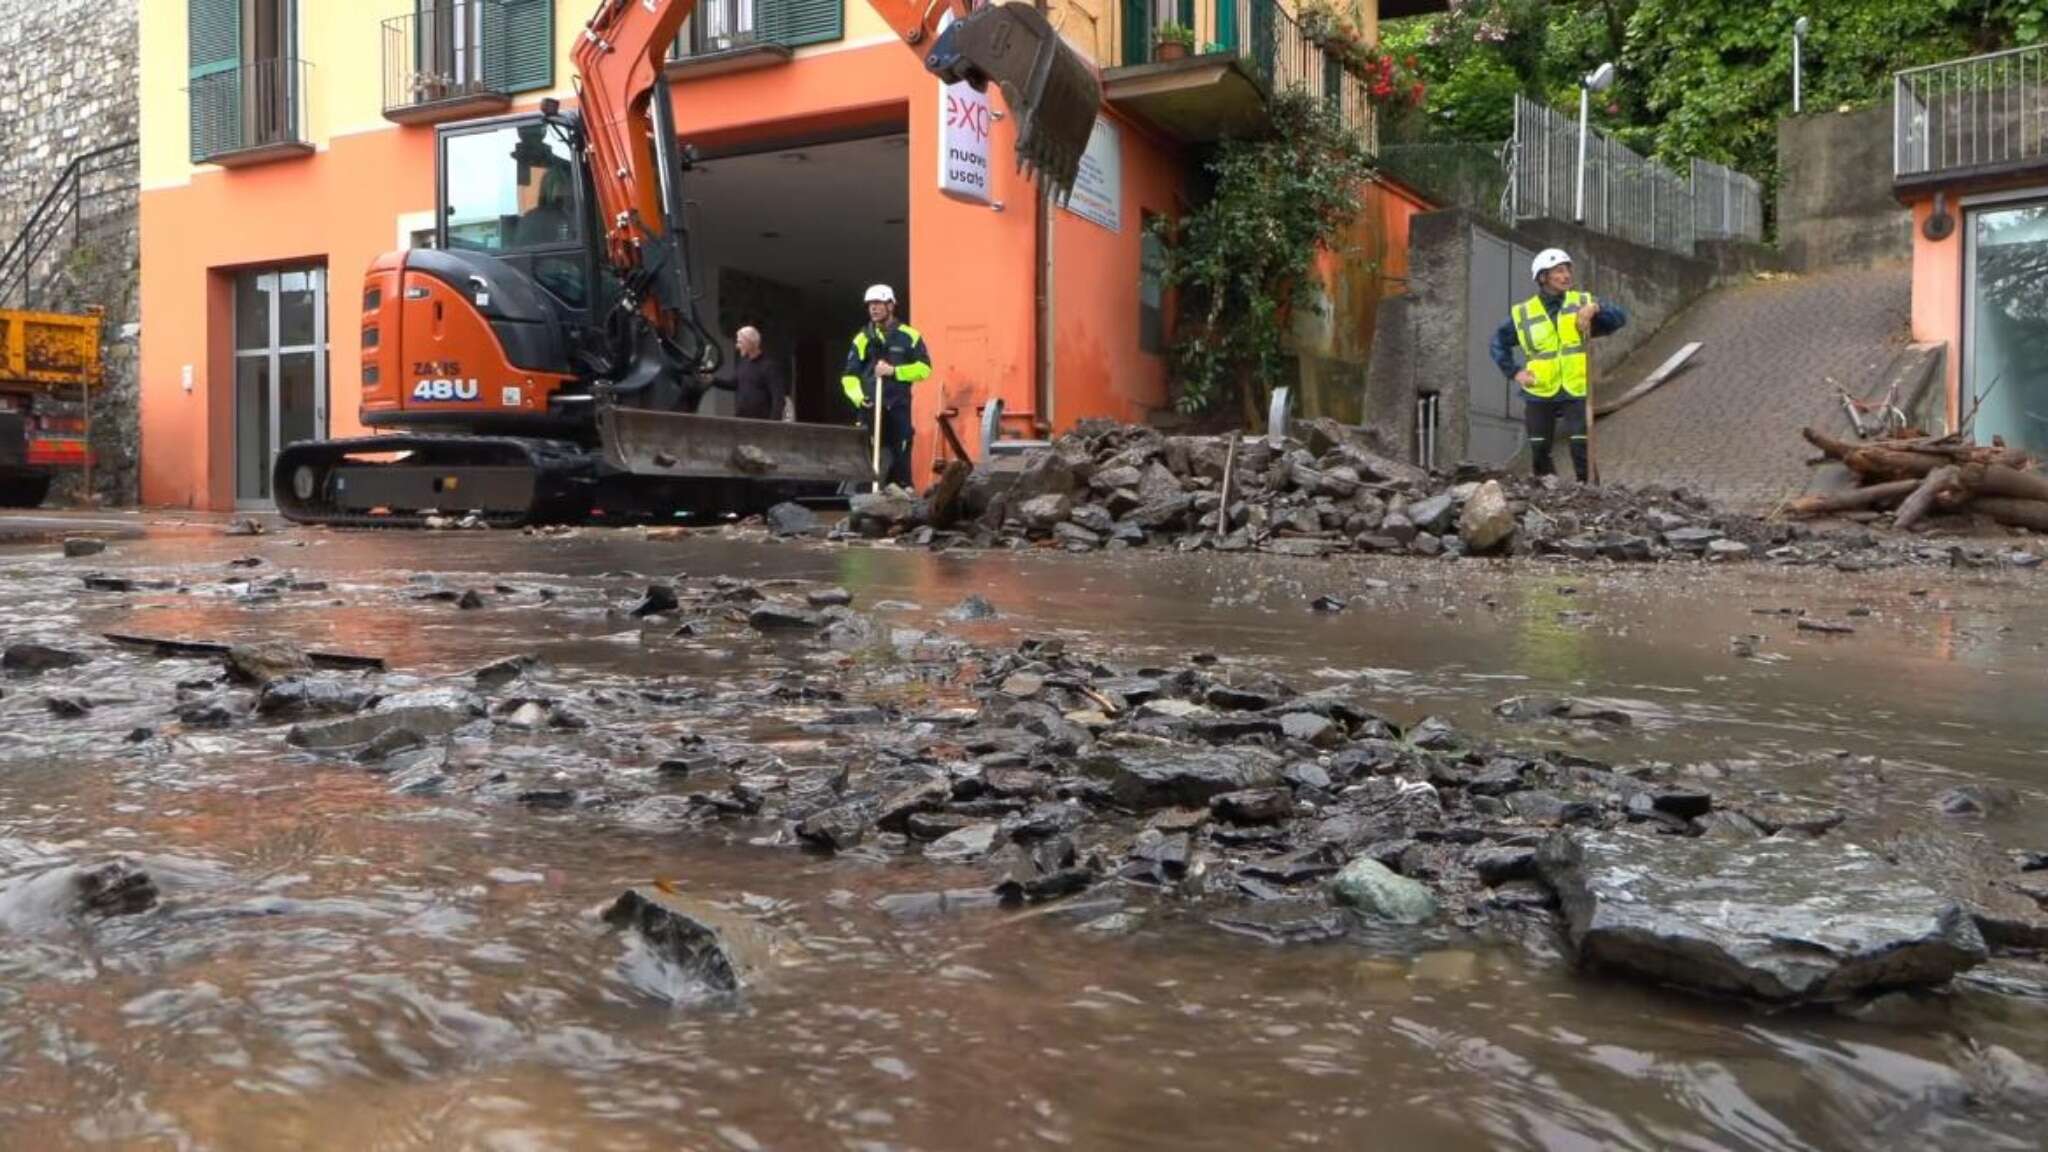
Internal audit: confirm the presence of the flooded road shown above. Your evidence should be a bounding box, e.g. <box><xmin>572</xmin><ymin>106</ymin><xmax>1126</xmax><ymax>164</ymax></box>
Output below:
<box><xmin>2</xmin><ymin>521</ymin><xmax>2045</xmax><ymax>1151</ymax></box>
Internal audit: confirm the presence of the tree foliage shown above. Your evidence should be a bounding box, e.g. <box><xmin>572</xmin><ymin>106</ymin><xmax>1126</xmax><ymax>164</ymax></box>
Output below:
<box><xmin>1156</xmin><ymin>92</ymin><xmax>1377</xmax><ymax>416</ymax></box>
<box><xmin>1384</xmin><ymin>0</ymin><xmax>2048</xmax><ymax>199</ymax></box>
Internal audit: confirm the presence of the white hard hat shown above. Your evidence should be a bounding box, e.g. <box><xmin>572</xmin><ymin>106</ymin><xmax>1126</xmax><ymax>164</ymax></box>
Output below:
<box><xmin>864</xmin><ymin>284</ymin><xmax>896</xmax><ymax>304</ymax></box>
<box><xmin>1531</xmin><ymin>248</ymin><xmax>1572</xmax><ymax>280</ymax></box>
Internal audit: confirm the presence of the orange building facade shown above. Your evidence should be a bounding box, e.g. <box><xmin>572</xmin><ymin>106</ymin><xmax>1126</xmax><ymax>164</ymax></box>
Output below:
<box><xmin>140</xmin><ymin>0</ymin><xmax>1424</xmax><ymax>509</ymax></box>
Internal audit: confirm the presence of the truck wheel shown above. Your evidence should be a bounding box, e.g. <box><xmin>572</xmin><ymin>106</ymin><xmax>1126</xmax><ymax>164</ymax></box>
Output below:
<box><xmin>0</xmin><ymin>474</ymin><xmax>51</xmax><ymax>508</ymax></box>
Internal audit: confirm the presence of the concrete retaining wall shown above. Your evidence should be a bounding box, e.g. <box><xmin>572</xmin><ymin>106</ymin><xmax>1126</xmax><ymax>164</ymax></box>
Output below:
<box><xmin>1367</xmin><ymin>209</ymin><xmax>1719</xmax><ymax>467</ymax></box>
<box><xmin>1777</xmin><ymin>103</ymin><xmax>1912</xmax><ymax>272</ymax></box>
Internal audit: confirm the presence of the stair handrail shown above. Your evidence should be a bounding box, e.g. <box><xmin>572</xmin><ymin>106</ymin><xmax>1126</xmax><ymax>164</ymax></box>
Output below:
<box><xmin>0</xmin><ymin>139</ymin><xmax>140</xmax><ymax>310</ymax></box>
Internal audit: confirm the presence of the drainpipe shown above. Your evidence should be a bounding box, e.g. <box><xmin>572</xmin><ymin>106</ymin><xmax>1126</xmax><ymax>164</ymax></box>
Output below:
<box><xmin>1032</xmin><ymin>1</ymin><xmax>1055</xmax><ymax>434</ymax></box>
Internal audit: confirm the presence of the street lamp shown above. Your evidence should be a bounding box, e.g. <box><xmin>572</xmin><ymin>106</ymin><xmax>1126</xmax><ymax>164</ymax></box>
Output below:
<box><xmin>1575</xmin><ymin>62</ymin><xmax>1617</xmax><ymax>225</ymax></box>
<box><xmin>1793</xmin><ymin>17</ymin><xmax>1810</xmax><ymax>113</ymax></box>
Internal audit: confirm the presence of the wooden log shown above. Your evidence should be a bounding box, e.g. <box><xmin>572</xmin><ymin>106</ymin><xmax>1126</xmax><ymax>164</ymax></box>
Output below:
<box><xmin>1893</xmin><ymin>466</ymin><xmax>1962</xmax><ymax>531</ymax></box>
<box><xmin>1803</xmin><ymin>427</ymin><xmax>2030</xmax><ymax>479</ymax></box>
<box><xmin>924</xmin><ymin>458</ymin><xmax>973</xmax><ymax>528</ymax></box>
<box><xmin>1978</xmin><ymin>464</ymin><xmax>2048</xmax><ymax>504</ymax></box>
<box><xmin>1971</xmin><ymin>498</ymin><xmax>2048</xmax><ymax>532</ymax></box>
<box><xmin>1782</xmin><ymin>479</ymin><xmax>1922</xmax><ymax>517</ymax></box>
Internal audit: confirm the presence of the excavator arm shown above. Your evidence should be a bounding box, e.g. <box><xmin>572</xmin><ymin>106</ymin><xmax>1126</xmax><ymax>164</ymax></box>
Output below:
<box><xmin>570</xmin><ymin>0</ymin><xmax>1100</xmax><ymax>354</ymax></box>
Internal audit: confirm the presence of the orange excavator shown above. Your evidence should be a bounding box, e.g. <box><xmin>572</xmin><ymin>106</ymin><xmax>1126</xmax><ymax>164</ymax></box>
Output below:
<box><xmin>274</xmin><ymin>0</ymin><xmax>1098</xmax><ymax>526</ymax></box>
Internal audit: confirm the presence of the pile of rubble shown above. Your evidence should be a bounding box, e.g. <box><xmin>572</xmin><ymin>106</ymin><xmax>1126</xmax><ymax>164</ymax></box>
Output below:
<box><xmin>820</xmin><ymin>420</ymin><xmax>2041</xmax><ymax>570</ymax></box>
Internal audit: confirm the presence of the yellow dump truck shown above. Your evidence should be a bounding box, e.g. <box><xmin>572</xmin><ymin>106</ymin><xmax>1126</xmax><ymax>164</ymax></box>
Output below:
<box><xmin>0</xmin><ymin>307</ymin><xmax>99</xmax><ymax>506</ymax></box>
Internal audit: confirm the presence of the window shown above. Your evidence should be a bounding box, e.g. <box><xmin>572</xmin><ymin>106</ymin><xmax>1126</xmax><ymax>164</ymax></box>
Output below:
<box><xmin>1139</xmin><ymin>211</ymin><xmax>1167</xmax><ymax>355</ymax></box>
<box><xmin>233</xmin><ymin>266</ymin><xmax>328</xmax><ymax>503</ymax></box>
<box><xmin>443</xmin><ymin>123</ymin><xmax>581</xmax><ymax>253</ymax></box>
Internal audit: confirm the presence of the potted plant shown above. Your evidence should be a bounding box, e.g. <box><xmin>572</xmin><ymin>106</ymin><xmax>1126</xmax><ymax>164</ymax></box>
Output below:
<box><xmin>1154</xmin><ymin>22</ymin><xmax>1195</xmax><ymax>63</ymax></box>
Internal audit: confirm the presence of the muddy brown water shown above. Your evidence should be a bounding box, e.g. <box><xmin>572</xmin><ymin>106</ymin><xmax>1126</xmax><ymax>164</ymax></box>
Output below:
<box><xmin>2</xmin><ymin>523</ymin><xmax>2046</xmax><ymax>1151</ymax></box>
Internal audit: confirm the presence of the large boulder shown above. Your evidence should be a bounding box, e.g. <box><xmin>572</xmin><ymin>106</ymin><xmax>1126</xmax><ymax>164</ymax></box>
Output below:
<box><xmin>1457</xmin><ymin>480</ymin><xmax>1515</xmax><ymax>554</ymax></box>
<box><xmin>848</xmin><ymin>491</ymin><xmax>921</xmax><ymax>536</ymax></box>
<box><xmin>1537</xmin><ymin>829</ymin><xmax>1987</xmax><ymax>1003</ymax></box>
<box><xmin>602</xmin><ymin>888</ymin><xmax>742</xmax><ymax>994</ymax></box>
<box><xmin>1016</xmin><ymin>493</ymin><xmax>1074</xmax><ymax>532</ymax></box>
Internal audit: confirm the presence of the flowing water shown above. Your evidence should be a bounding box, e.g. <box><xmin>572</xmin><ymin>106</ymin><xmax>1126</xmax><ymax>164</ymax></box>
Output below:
<box><xmin>2</xmin><ymin>522</ymin><xmax>2046</xmax><ymax>1151</ymax></box>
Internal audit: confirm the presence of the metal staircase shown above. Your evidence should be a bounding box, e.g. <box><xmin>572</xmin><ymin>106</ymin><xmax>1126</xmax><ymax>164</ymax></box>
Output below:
<box><xmin>0</xmin><ymin>139</ymin><xmax>140</xmax><ymax>311</ymax></box>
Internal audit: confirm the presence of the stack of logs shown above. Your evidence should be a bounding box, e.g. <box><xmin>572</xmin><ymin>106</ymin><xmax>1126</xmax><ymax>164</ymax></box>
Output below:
<box><xmin>1789</xmin><ymin>428</ymin><xmax>2048</xmax><ymax>532</ymax></box>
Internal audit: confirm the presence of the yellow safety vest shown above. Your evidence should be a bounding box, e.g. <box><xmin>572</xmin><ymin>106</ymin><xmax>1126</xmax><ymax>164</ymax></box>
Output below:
<box><xmin>1512</xmin><ymin>290</ymin><xmax>1591</xmax><ymax>399</ymax></box>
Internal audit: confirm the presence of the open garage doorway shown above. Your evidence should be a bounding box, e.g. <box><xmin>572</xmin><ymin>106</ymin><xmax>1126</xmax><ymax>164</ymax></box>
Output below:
<box><xmin>683</xmin><ymin>128</ymin><xmax>911</xmax><ymax>425</ymax></box>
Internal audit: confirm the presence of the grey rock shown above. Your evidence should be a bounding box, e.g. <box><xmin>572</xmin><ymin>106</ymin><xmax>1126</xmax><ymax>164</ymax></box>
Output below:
<box><xmin>849</xmin><ymin>491</ymin><xmax>921</xmax><ymax>535</ymax></box>
<box><xmin>945</xmin><ymin>595</ymin><xmax>999</xmax><ymax>621</ymax></box>
<box><xmin>1494</xmin><ymin>695</ymin><xmax>1632</xmax><ymax>727</ymax></box>
<box><xmin>1127</xmin><ymin>493</ymin><xmax>1196</xmax><ymax>531</ymax></box>
<box><xmin>257</xmin><ymin>678</ymin><xmax>375</xmax><ymax>720</ymax></box>
<box><xmin>75</xmin><ymin>859</ymin><xmax>158</xmax><ymax>918</ymax></box>
<box><xmin>1138</xmin><ymin>462</ymin><xmax>1184</xmax><ymax>504</ymax></box>
<box><xmin>765</xmin><ymin>502</ymin><xmax>820</xmax><ymax>536</ymax></box>
<box><xmin>1331</xmin><ymin>856</ymin><xmax>1438</xmax><ymax>923</ymax></box>
<box><xmin>1053</xmin><ymin>522</ymin><xmax>1102</xmax><ymax>549</ymax></box>
<box><xmin>1646</xmin><ymin>508</ymin><xmax>1691</xmax><ymax>534</ymax></box>
<box><xmin>1263</xmin><ymin>538</ymin><xmax>1329</xmax><ymax>558</ymax></box>
<box><xmin>1471</xmin><ymin>845</ymin><xmax>1538</xmax><ymax>886</ymax></box>
<box><xmin>287</xmin><ymin>691</ymin><xmax>484</xmax><ymax>751</ymax></box>
<box><xmin>925</xmin><ymin>823</ymin><xmax>1002</xmax><ymax>863</ymax></box>
<box><xmin>1663</xmin><ymin>526</ymin><xmax>1723</xmax><ymax>553</ymax></box>
<box><xmin>1706</xmin><ymin>539</ymin><xmax>1753</xmax><ymax>562</ymax></box>
<box><xmin>806</xmin><ymin>586</ymin><xmax>854</xmax><ymax>608</ymax></box>
<box><xmin>1508</xmin><ymin>790</ymin><xmax>1601</xmax><ymax>826</ymax></box>
<box><xmin>1278</xmin><ymin>712</ymin><xmax>1341</xmax><ymax>748</ymax></box>
<box><xmin>1089</xmin><ymin>464</ymin><xmax>1143</xmax><ymax>492</ymax></box>
<box><xmin>1938</xmin><ymin>785</ymin><xmax>2020</xmax><ymax>817</ymax></box>
<box><xmin>1096</xmin><ymin>747</ymin><xmax>1284</xmax><ymax>810</ymax></box>
<box><xmin>796</xmin><ymin>804</ymin><xmax>869</xmax><ymax>852</ymax></box>
<box><xmin>1209</xmin><ymin>900</ymin><xmax>1348</xmax><ymax>945</ymax></box>
<box><xmin>748</xmin><ymin>603</ymin><xmax>824</xmax><ymax>632</ymax></box>
<box><xmin>1017</xmin><ymin>493</ymin><xmax>1074</xmax><ymax>531</ymax></box>
<box><xmin>602</xmin><ymin>888</ymin><xmax>740</xmax><ymax>994</ymax></box>
<box><xmin>1069</xmin><ymin>504</ymin><xmax>1115</xmax><ymax>534</ymax></box>
<box><xmin>44</xmin><ymin>694</ymin><xmax>93</xmax><ymax>718</ymax></box>
<box><xmin>3</xmin><ymin>643</ymin><xmax>89</xmax><ymax>676</ymax></box>
<box><xmin>1380</xmin><ymin>512</ymin><xmax>1418</xmax><ymax>543</ymax></box>
<box><xmin>1212</xmin><ymin>787</ymin><xmax>1293</xmax><ymax>824</ymax></box>
<box><xmin>1457</xmin><ymin>480</ymin><xmax>1515</xmax><ymax>554</ymax></box>
<box><xmin>226</xmin><ymin>641</ymin><xmax>314</xmax><ymax>686</ymax></box>
<box><xmin>876</xmin><ymin>775</ymin><xmax>952</xmax><ymax>833</ymax></box>
<box><xmin>1537</xmin><ymin>829</ymin><xmax>1988</xmax><ymax>1003</ymax></box>
<box><xmin>630</xmin><ymin>584</ymin><xmax>680</xmax><ymax>617</ymax></box>
<box><xmin>62</xmin><ymin>538</ymin><xmax>107</xmax><ymax>558</ymax></box>
<box><xmin>1406</xmin><ymin>493</ymin><xmax>1455</xmax><ymax>534</ymax></box>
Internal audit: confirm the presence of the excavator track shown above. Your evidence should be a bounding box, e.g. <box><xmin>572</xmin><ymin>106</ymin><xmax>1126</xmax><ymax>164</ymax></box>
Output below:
<box><xmin>273</xmin><ymin>435</ymin><xmax>597</xmax><ymax>529</ymax></box>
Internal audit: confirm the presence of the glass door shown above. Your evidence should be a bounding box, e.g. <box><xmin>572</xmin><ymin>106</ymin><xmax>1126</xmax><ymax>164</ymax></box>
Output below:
<box><xmin>1965</xmin><ymin>201</ymin><xmax>2048</xmax><ymax>457</ymax></box>
<box><xmin>234</xmin><ymin>266</ymin><xmax>328</xmax><ymax>505</ymax></box>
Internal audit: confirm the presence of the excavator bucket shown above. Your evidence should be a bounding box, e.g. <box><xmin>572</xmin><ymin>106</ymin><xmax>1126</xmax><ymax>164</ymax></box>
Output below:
<box><xmin>924</xmin><ymin>3</ymin><xmax>1102</xmax><ymax>200</ymax></box>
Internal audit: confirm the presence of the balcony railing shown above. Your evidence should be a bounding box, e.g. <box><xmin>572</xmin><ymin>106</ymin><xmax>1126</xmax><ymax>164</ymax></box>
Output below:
<box><xmin>1895</xmin><ymin>43</ymin><xmax>2048</xmax><ymax>182</ymax></box>
<box><xmin>383</xmin><ymin>1</ymin><xmax>515</xmax><ymax>124</ymax></box>
<box><xmin>1110</xmin><ymin>0</ymin><xmax>1375</xmax><ymax>145</ymax></box>
<box><xmin>190</xmin><ymin>57</ymin><xmax>313</xmax><ymax>168</ymax></box>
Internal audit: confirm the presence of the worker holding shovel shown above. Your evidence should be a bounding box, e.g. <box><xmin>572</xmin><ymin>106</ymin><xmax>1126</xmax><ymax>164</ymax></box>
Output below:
<box><xmin>1490</xmin><ymin>248</ymin><xmax>1627</xmax><ymax>483</ymax></box>
<box><xmin>840</xmin><ymin>284</ymin><xmax>932</xmax><ymax>492</ymax></box>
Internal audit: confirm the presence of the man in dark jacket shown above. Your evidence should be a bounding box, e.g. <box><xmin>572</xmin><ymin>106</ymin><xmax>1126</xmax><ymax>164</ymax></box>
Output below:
<box><xmin>1489</xmin><ymin>247</ymin><xmax>1627</xmax><ymax>481</ymax></box>
<box><xmin>696</xmin><ymin>326</ymin><xmax>788</xmax><ymax>421</ymax></box>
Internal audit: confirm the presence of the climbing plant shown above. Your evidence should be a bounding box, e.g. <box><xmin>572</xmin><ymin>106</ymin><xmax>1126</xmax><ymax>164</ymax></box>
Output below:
<box><xmin>1156</xmin><ymin>91</ymin><xmax>1376</xmax><ymax>418</ymax></box>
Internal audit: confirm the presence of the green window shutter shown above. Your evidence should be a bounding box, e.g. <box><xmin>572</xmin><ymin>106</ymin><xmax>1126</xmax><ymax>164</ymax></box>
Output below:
<box><xmin>496</xmin><ymin>0</ymin><xmax>555</xmax><ymax>93</ymax></box>
<box><xmin>188</xmin><ymin>0</ymin><xmax>241</xmax><ymax>162</ymax></box>
<box><xmin>760</xmin><ymin>0</ymin><xmax>842</xmax><ymax>50</ymax></box>
<box><xmin>1122</xmin><ymin>0</ymin><xmax>1147</xmax><ymax>64</ymax></box>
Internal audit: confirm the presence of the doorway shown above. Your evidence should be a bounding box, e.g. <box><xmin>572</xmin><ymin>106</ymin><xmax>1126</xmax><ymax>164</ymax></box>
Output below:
<box><xmin>684</xmin><ymin>131</ymin><xmax>910</xmax><ymax>422</ymax></box>
<box><xmin>1964</xmin><ymin>199</ymin><xmax>2048</xmax><ymax>457</ymax></box>
<box><xmin>234</xmin><ymin>266</ymin><xmax>328</xmax><ymax>504</ymax></box>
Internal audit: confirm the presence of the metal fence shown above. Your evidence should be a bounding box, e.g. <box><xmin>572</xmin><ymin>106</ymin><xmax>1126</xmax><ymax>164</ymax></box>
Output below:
<box><xmin>1894</xmin><ymin>43</ymin><xmax>2048</xmax><ymax>179</ymax></box>
<box><xmin>1507</xmin><ymin>94</ymin><xmax>1694</xmax><ymax>254</ymax></box>
<box><xmin>1690</xmin><ymin>158</ymin><xmax>1763</xmax><ymax>242</ymax></box>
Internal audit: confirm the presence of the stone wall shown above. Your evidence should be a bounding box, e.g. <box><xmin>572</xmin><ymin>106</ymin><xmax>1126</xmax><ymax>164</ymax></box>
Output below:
<box><xmin>1777</xmin><ymin>103</ymin><xmax>1913</xmax><ymax>272</ymax></box>
<box><xmin>0</xmin><ymin>0</ymin><xmax>142</xmax><ymax>506</ymax></box>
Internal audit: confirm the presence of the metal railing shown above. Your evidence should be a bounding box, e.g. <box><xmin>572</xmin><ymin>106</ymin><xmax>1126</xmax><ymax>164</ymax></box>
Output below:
<box><xmin>1691</xmin><ymin>157</ymin><xmax>1763</xmax><ymax>243</ymax></box>
<box><xmin>190</xmin><ymin>57</ymin><xmax>313</xmax><ymax>164</ymax></box>
<box><xmin>382</xmin><ymin>1</ymin><xmax>513</xmax><ymax>117</ymax></box>
<box><xmin>1894</xmin><ymin>43</ymin><xmax>2048</xmax><ymax>179</ymax></box>
<box><xmin>0</xmin><ymin>140</ymin><xmax>138</xmax><ymax>311</ymax></box>
<box><xmin>1507</xmin><ymin>93</ymin><xmax>1693</xmax><ymax>255</ymax></box>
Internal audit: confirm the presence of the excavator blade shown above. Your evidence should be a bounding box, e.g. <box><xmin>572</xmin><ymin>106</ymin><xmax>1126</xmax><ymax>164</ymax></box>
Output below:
<box><xmin>597</xmin><ymin>405</ymin><xmax>878</xmax><ymax>484</ymax></box>
<box><xmin>924</xmin><ymin>3</ymin><xmax>1102</xmax><ymax>201</ymax></box>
